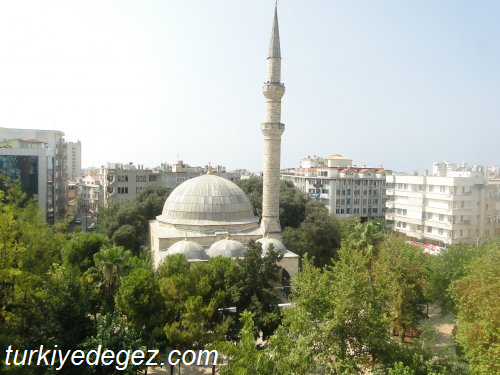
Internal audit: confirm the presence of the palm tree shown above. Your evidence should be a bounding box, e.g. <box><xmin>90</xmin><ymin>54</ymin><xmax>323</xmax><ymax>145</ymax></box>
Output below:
<box><xmin>353</xmin><ymin>222</ymin><xmax>384</xmax><ymax>293</ymax></box>
<box><xmin>92</xmin><ymin>246</ymin><xmax>131</xmax><ymax>310</ymax></box>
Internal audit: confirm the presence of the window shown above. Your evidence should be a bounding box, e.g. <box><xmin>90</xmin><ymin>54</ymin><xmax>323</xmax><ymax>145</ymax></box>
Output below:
<box><xmin>427</xmin><ymin>226</ymin><xmax>432</xmax><ymax>233</ymax></box>
<box><xmin>440</xmin><ymin>186</ymin><xmax>445</xmax><ymax>193</ymax></box>
<box><xmin>438</xmin><ymin>228</ymin><xmax>443</xmax><ymax>235</ymax></box>
<box><xmin>439</xmin><ymin>214</ymin><xmax>444</xmax><ymax>221</ymax></box>
<box><xmin>427</xmin><ymin>212</ymin><xmax>433</xmax><ymax>219</ymax></box>
<box><xmin>118</xmin><ymin>187</ymin><xmax>129</xmax><ymax>194</ymax></box>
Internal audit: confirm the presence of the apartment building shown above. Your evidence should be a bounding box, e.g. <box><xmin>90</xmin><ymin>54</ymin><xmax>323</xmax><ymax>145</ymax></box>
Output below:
<box><xmin>386</xmin><ymin>166</ymin><xmax>500</xmax><ymax>248</ymax></box>
<box><xmin>66</xmin><ymin>141</ymin><xmax>82</xmax><ymax>179</ymax></box>
<box><xmin>80</xmin><ymin>174</ymin><xmax>101</xmax><ymax>213</ymax></box>
<box><xmin>282</xmin><ymin>154</ymin><xmax>391</xmax><ymax>220</ymax></box>
<box><xmin>100</xmin><ymin>161</ymin><xmax>241</xmax><ymax>207</ymax></box>
<box><xmin>0</xmin><ymin>127</ymin><xmax>69</xmax><ymax>222</ymax></box>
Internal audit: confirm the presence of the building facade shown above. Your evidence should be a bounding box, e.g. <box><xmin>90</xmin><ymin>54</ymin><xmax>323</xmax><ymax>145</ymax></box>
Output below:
<box><xmin>282</xmin><ymin>154</ymin><xmax>390</xmax><ymax>220</ymax></box>
<box><xmin>385</xmin><ymin>166</ymin><xmax>500</xmax><ymax>249</ymax></box>
<box><xmin>66</xmin><ymin>141</ymin><xmax>82</xmax><ymax>179</ymax></box>
<box><xmin>99</xmin><ymin>161</ymin><xmax>241</xmax><ymax>208</ymax></box>
<box><xmin>0</xmin><ymin>127</ymin><xmax>69</xmax><ymax>222</ymax></box>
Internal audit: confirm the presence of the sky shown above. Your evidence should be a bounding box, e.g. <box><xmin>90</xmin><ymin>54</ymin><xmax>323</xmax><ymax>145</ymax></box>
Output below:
<box><xmin>0</xmin><ymin>0</ymin><xmax>499</xmax><ymax>173</ymax></box>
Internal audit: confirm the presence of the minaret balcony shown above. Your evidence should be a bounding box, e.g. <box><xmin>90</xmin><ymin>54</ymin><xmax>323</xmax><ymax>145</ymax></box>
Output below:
<box><xmin>262</xmin><ymin>83</ymin><xmax>285</xmax><ymax>100</ymax></box>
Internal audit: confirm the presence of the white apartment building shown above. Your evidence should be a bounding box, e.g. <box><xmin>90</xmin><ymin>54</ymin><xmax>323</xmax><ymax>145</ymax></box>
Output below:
<box><xmin>386</xmin><ymin>167</ymin><xmax>500</xmax><ymax>248</ymax></box>
<box><xmin>66</xmin><ymin>141</ymin><xmax>82</xmax><ymax>179</ymax></box>
<box><xmin>0</xmin><ymin>127</ymin><xmax>69</xmax><ymax>222</ymax></box>
<box><xmin>80</xmin><ymin>174</ymin><xmax>101</xmax><ymax>213</ymax></box>
<box><xmin>282</xmin><ymin>154</ymin><xmax>391</xmax><ymax>220</ymax></box>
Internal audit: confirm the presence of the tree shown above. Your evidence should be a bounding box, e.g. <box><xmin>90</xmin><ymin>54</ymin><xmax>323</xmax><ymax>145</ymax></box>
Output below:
<box><xmin>115</xmin><ymin>267</ymin><xmax>165</xmax><ymax>352</ymax></box>
<box><xmin>232</xmin><ymin>240</ymin><xmax>283</xmax><ymax>337</ymax></box>
<box><xmin>270</xmin><ymin>251</ymin><xmax>391</xmax><ymax>374</ymax></box>
<box><xmin>96</xmin><ymin>185</ymin><xmax>171</xmax><ymax>255</ymax></box>
<box><xmin>62</xmin><ymin>232</ymin><xmax>110</xmax><ymax>273</ymax></box>
<box><xmin>349</xmin><ymin>221</ymin><xmax>384</xmax><ymax>292</ymax></box>
<box><xmin>279</xmin><ymin>180</ymin><xmax>310</xmax><ymax>229</ymax></box>
<box><xmin>236</xmin><ymin>177</ymin><xmax>310</xmax><ymax>229</ymax></box>
<box><xmin>84</xmin><ymin>311</ymin><xmax>145</xmax><ymax>375</ymax></box>
<box><xmin>90</xmin><ymin>246</ymin><xmax>132</xmax><ymax>311</ymax></box>
<box><xmin>214</xmin><ymin>311</ymin><xmax>275</xmax><ymax>375</ymax></box>
<box><xmin>451</xmin><ymin>240</ymin><xmax>500</xmax><ymax>375</ymax></box>
<box><xmin>428</xmin><ymin>242</ymin><xmax>482</xmax><ymax>315</ymax></box>
<box><xmin>375</xmin><ymin>236</ymin><xmax>427</xmax><ymax>343</ymax></box>
<box><xmin>158</xmin><ymin>255</ymin><xmax>233</xmax><ymax>352</ymax></box>
<box><xmin>282</xmin><ymin>200</ymin><xmax>341</xmax><ymax>267</ymax></box>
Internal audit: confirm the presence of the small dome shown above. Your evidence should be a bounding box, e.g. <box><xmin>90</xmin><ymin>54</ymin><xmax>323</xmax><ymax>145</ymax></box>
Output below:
<box><xmin>256</xmin><ymin>237</ymin><xmax>287</xmax><ymax>256</ymax></box>
<box><xmin>207</xmin><ymin>239</ymin><xmax>246</xmax><ymax>258</ymax></box>
<box><xmin>158</xmin><ymin>174</ymin><xmax>258</xmax><ymax>226</ymax></box>
<box><xmin>165</xmin><ymin>240</ymin><xmax>208</xmax><ymax>260</ymax></box>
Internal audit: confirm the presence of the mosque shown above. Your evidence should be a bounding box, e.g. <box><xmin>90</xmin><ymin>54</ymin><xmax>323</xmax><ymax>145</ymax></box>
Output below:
<box><xmin>149</xmin><ymin>5</ymin><xmax>299</xmax><ymax>277</ymax></box>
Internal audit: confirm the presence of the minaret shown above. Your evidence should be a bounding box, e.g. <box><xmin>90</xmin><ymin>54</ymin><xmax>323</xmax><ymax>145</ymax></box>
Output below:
<box><xmin>260</xmin><ymin>4</ymin><xmax>285</xmax><ymax>237</ymax></box>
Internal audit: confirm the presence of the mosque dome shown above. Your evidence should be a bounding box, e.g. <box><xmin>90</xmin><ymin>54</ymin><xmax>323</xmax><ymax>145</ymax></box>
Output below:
<box><xmin>207</xmin><ymin>239</ymin><xmax>246</xmax><ymax>258</ymax></box>
<box><xmin>256</xmin><ymin>237</ymin><xmax>287</xmax><ymax>256</ymax></box>
<box><xmin>158</xmin><ymin>174</ymin><xmax>258</xmax><ymax>228</ymax></box>
<box><xmin>164</xmin><ymin>240</ymin><xmax>208</xmax><ymax>260</ymax></box>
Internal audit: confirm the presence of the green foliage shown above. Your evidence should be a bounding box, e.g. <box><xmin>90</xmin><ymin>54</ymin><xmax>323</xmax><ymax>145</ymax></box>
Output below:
<box><xmin>232</xmin><ymin>240</ymin><xmax>283</xmax><ymax>337</ymax></box>
<box><xmin>451</xmin><ymin>239</ymin><xmax>500</xmax><ymax>375</ymax></box>
<box><xmin>158</xmin><ymin>255</ymin><xmax>234</xmax><ymax>350</ymax></box>
<box><xmin>270</xmin><ymin>251</ymin><xmax>391</xmax><ymax>373</ymax></box>
<box><xmin>96</xmin><ymin>185</ymin><xmax>171</xmax><ymax>254</ymax></box>
<box><xmin>89</xmin><ymin>246</ymin><xmax>132</xmax><ymax>311</ymax></box>
<box><xmin>214</xmin><ymin>311</ymin><xmax>276</xmax><ymax>375</ymax></box>
<box><xmin>282</xmin><ymin>200</ymin><xmax>341</xmax><ymax>267</ymax></box>
<box><xmin>428</xmin><ymin>242</ymin><xmax>482</xmax><ymax>315</ymax></box>
<box><xmin>83</xmin><ymin>311</ymin><xmax>144</xmax><ymax>375</ymax></box>
<box><xmin>236</xmin><ymin>177</ymin><xmax>310</xmax><ymax>229</ymax></box>
<box><xmin>375</xmin><ymin>236</ymin><xmax>427</xmax><ymax>342</ymax></box>
<box><xmin>62</xmin><ymin>232</ymin><xmax>110</xmax><ymax>272</ymax></box>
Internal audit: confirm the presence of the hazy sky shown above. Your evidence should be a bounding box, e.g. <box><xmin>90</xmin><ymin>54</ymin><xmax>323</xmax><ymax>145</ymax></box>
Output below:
<box><xmin>0</xmin><ymin>1</ymin><xmax>498</xmax><ymax>173</ymax></box>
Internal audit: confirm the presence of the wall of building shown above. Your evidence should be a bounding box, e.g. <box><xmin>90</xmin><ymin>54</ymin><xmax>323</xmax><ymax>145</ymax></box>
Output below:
<box><xmin>0</xmin><ymin>127</ymin><xmax>68</xmax><ymax>221</ymax></box>
<box><xmin>386</xmin><ymin>170</ymin><xmax>500</xmax><ymax>246</ymax></box>
<box><xmin>282</xmin><ymin>155</ymin><xmax>390</xmax><ymax>220</ymax></box>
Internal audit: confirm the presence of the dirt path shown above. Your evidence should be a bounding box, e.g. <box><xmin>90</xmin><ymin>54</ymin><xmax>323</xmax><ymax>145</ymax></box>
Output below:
<box><xmin>424</xmin><ymin>304</ymin><xmax>456</xmax><ymax>355</ymax></box>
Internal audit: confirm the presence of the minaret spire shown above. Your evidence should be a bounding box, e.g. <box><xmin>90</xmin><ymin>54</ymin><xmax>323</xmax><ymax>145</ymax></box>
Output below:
<box><xmin>268</xmin><ymin>4</ymin><xmax>281</xmax><ymax>59</ymax></box>
<box><xmin>260</xmin><ymin>4</ymin><xmax>285</xmax><ymax>238</ymax></box>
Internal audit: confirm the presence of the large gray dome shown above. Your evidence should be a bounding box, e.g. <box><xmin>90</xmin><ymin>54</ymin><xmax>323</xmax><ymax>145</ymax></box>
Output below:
<box><xmin>158</xmin><ymin>174</ymin><xmax>258</xmax><ymax>227</ymax></box>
